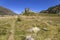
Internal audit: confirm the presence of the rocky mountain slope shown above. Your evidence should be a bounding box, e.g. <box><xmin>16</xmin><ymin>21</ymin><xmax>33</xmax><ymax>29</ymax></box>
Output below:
<box><xmin>0</xmin><ymin>6</ymin><xmax>17</xmax><ymax>15</ymax></box>
<box><xmin>40</xmin><ymin>4</ymin><xmax>60</xmax><ymax>14</ymax></box>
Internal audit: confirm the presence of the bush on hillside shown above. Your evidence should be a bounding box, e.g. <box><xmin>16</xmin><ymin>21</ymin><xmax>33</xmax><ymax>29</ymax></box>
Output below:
<box><xmin>22</xmin><ymin>12</ymin><xmax>37</xmax><ymax>16</ymax></box>
<box><xmin>0</xmin><ymin>27</ymin><xmax>7</xmax><ymax>35</ymax></box>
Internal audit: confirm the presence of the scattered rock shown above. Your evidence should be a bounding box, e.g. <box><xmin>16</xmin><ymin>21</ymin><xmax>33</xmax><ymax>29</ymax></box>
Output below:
<box><xmin>32</xmin><ymin>27</ymin><xmax>40</xmax><ymax>33</ymax></box>
<box><xmin>27</xmin><ymin>27</ymin><xmax>40</xmax><ymax>33</ymax></box>
<box><xmin>42</xmin><ymin>28</ymin><xmax>48</xmax><ymax>31</ymax></box>
<box><xmin>26</xmin><ymin>35</ymin><xmax>34</xmax><ymax>40</ymax></box>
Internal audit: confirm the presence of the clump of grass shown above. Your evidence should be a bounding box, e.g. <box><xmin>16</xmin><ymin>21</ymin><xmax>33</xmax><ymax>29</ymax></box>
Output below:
<box><xmin>17</xmin><ymin>16</ymin><xmax>21</xmax><ymax>22</ymax></box>
<box><xmin>17</xmin><ymin>17</ymin><xmax>21</xmax><ymax>21</ymax></box>
<box><xmin>0</xmin><ymin>27</ymin><xmax>7</xmax><ymax>35</ymax></box>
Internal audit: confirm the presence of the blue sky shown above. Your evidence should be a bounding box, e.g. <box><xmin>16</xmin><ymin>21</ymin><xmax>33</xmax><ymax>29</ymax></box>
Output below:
<box><xmin>0</xmin><ymin>0</ymin><xmax>60</xmax><ymax>14</ymax></box>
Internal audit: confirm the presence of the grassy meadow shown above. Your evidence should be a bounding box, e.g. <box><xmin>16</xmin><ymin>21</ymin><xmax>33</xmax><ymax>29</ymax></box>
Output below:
<box><xmin>0</xmin><ymin>14</ymin><xmax>60</xmax><ymax>40</ymax></box>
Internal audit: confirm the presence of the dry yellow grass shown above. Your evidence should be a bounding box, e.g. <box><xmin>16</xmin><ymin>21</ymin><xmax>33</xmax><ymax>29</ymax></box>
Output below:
<box><xmin>0</xmin><ymin>15</ymin><xmax>60</xmax><ymax>40</ymax></box>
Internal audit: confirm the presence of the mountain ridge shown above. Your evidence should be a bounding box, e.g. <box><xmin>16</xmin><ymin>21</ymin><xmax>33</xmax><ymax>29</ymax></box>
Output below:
<box><xmin>40</xmin><ymin>4</ymin><xmax>60</xmax><ymax>14</ymax></box>
<box><xmin>0</xmin><ymin>6</ymin><xmax>17</xmax><ymax>15</ymax></box>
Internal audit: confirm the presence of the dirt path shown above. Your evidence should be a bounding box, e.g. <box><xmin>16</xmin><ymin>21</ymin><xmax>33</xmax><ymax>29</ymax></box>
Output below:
<box><xmin>8</xmin><ymin>19</ymin><xmax>16</xmax><ymax>40</ymax></box>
